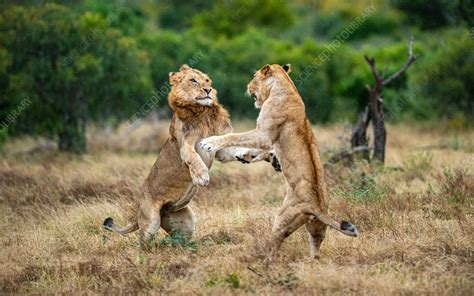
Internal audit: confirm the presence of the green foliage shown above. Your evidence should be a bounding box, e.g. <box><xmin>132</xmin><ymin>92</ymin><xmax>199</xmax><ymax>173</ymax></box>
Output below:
<box><xmin>157</xmin><ymin>0</ymin><xmax>213</xmax><ymax>31</ymax></box>
<box><xmin>0</xmin><ymin>3</ymin><xmax>152</xmax><ymax>153</ymax></box>
<box><xmin>193</xmin><ymin>0</ymin><xmax>294</xmax><ymax>37</ymax></box>
<box><xmin>202</xmin><ymin>230</ymin><xmax>235</xmax><ymax>245</ymax></box>
<box><xmin>413</xmin><ymin>31</ymin><xmax>474</xmax><ymax>120</ymax></box>
<box><xmin>391</xmin><ymin>0</ymin><xmax>473</xmax><ymax>29</ymax></box>
<box><xmin>206</xmin><ymin>272</ymin><xmax>241</xmax><ymax>289</ymax></box>
<box><xmin>309</xmin><ymin>9</ymin><xmax>402</xmax><ymax>41</ymax></box>
<box><xmin>0</xmin><ymin>127</ymin><xmax>8</xmax><ymax>150</ymax></box>
<box><xmin>404</xmin><ymin>152</ymin><xmax>433</xmax><ymax>180</ymax></box>
<box><xmin>273</xmin><ymin>272</ymin><xmax>299</xmax><ymax>290</ymax></box>
<box><xmin>440</xmin><ymin>168</ymin><xmax>472</xmax><ymax>206</ymax></box>
<box><xmin>348</xmin><ymin>172</ymin><xmax>387</xmax><ymax>202</ymax></box>
<box><xmin>1</xmin><ymin>0</ymin><xmax>472</xmax><ymax>151</ymax></box>
<box><xmin>81</xmin><ymin>0</ymin><xmax>147</xmax><ymax>35</ymax></box>
<box><xmin>159</xmin><ymin>230</ymin><xmax>197</xmax><ymax>250</ymax></box>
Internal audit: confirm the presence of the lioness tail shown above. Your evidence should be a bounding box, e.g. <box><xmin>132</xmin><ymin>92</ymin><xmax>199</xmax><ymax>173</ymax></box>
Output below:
<box><xmin>303</xmin><ymin>209</ymin><xmax>358</xmax><ymax>237</ymax></box>
<box><xmin>103</xmin><ymin>217</ymin><xmax>138</xmax><ymax>235</ymax></box>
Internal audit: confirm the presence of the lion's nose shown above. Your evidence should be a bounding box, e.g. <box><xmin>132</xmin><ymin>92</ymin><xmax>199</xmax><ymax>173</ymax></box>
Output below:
<box><xmin>204</xmin><ymin>88</ymin><xmax>212</xmax><ymax>94</ymax></box>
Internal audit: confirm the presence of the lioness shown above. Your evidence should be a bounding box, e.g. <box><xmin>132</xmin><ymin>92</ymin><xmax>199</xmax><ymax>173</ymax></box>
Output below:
<box><xmin>200</xmin><ymin>64</ymin><xmax>358</xmax><ymax>261</ymax></box>
<box><xmin>104</xmin><ymin>65</ymin><xmax>276</xmax><ymax>247</ymax></box>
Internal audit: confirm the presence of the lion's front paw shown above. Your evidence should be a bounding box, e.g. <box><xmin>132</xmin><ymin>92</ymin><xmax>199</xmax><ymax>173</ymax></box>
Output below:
<box><xmin>199</xmin><ymin>136</ymin><xmax>222</xmax><ymax>153</ymax></box>
<box><xmin>190</xmin><ymin>167</ymin><xmax>210</xmax><ymax>186</ymax></box>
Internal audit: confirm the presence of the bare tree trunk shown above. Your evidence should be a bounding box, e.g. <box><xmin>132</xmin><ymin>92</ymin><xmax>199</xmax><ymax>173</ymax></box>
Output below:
<box><xmin>339</xmin><ymin>37</ymin><xmax>416</xmax><ymax>164</ymax></box>
<box><xmin>351</xmin><ymin>106</ymin><xmax>371</xmax><ymax>160</ymax></box>
<box><xmin>368</xmin><ymin>87</ymin><xmax>386</xmax><ymax>162</ymax></box>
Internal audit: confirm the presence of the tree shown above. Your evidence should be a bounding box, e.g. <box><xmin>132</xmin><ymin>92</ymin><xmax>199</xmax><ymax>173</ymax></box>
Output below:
<box><xmin>413</xmin><ymin>32</ymin><xmax>474</xmax><ymax>120</ymax></box>
<box><xmin>192</xmin><ymin>0</ymin><xmax>294</xmax><ymax>37</ymax></box>
<box><xmin>0</xmin><ymin>4</ymin><xmax>152</xmax><ymax>153</ymax></box>
<box><xmin>157</xmin><ymin>0</ymin><xmax>213</xmax><ymax>31</ymax></box>
<box><xmin>391</xmin><ymin>0</ymin><xmax>473</xmax><ymax>29</ymax></box>
<box><xmin>351</xmin><ymin>37</ymin><xmax>417</xmax><ymax>163</ymax></box>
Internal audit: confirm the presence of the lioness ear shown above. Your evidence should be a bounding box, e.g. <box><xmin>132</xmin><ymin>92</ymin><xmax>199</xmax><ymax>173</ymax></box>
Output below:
<box><xmin>282</xmin><ymin>64</ymin><xmax>292</xmax><ymax>73</ymax></box>
<box><xmin>260</xmin><ymin>64</ymin><xmax>271</xmax><ymax>76</ymax></box>
<box><xmin>180</xmin><ymin>64</ymin><xmax>191</xmax><ymax>71</ymax></box>
<box><xmin>169</xmin><ymin>71</ymin><xmax>182</xmax><ymax>85</ymax></box>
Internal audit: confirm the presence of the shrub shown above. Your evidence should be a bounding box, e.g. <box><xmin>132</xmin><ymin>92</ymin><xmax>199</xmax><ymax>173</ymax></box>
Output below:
<box><xmin>412</xmin><ymin>31</ymin><xmax>474</xmax><ymax>120</ymax></box>
<box><xmin>206</xmin><ymin>272</ymin><xmax>240</xmax><ymax>289</ymax></box>
<box><xmin>0</xmin><ymin>127</ymin><xmax>7</xmax><ymax>150</ymax></box>
<box><xmin>159</xmin><ymin>230</ymin><xmax>198</xmax><ymax>250</ymax></box>
<box><xmin>404</xmin><ymin>152</ymin><xmax>433</xmax><ymax>181</ymax></box>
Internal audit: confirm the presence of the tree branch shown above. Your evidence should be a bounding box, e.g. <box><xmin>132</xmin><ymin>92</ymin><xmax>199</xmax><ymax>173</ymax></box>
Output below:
<box><xmin>364</xmin><ymin>55</ymin><xmax>382</xmax><ymax>84</ymax></box>
<box><xmin>382</xmin><ymin>36</ymin><xmax>417</xmax><ymax>86</ymax></box>
<box><xmin>326</xmin><ymin>146</ymin><xmax>371</xmax><ymax>165</ymax></box>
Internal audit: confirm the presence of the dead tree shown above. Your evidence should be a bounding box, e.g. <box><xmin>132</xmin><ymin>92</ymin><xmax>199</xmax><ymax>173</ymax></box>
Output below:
<box><xmin>350</xmin><ymin>37</ymin><xmax>417</xmax><ymax>163</ymax></box>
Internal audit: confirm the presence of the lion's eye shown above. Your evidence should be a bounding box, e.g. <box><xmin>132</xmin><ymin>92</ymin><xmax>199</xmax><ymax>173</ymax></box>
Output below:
<box><xmin>206</xmin><ymin>79</ymin><xmax>209</xmax><ymax>82</ymax></box>
<box><xmin>190</xmin><ymin>78</ymin><xmax>198</xmax><ymax>83</ymax></box>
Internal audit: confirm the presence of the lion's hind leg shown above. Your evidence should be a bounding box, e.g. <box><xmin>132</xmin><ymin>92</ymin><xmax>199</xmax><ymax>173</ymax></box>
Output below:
<box><xmin>137</xmin><ymin>199</ymin><xmax>163</xmax><ymax>250</ymax></box>
<box><xmin>161</xmin><ymin>206</ymin><xmax>196</xmax><ymax>240</ymax></box>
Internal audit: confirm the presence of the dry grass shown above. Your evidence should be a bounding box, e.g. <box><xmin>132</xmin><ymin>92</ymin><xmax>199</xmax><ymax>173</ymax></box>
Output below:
<box><xmin>1</xmin><ymin>122</ymin><xmax>473</xmax><ymax>294</ymax></box>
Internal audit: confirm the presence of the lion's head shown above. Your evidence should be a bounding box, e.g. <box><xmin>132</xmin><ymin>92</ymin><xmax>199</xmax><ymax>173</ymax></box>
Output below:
<box><xmin>246</xmin><ymin>64</ymin><xmax>291</xmax><ymax>109</ymax></box>
<box><xmin>169</xmin><ymin>64</ymin><xmax>217</xmax><ymax>108</ymax></box>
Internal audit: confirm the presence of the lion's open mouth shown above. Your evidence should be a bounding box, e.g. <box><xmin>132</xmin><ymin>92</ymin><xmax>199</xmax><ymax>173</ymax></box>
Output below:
<box><xmin>251</xmin><ymin>93</ymin><xmax>257</xmax><ymax>101</ymax></box>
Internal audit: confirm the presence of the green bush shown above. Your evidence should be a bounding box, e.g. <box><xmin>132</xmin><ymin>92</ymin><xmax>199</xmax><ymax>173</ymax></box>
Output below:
<box><xmin>0</xmin><ymin>4</ymin><xmax>152</xmax><ymax>153</ymax></box>
<box><xmin>193</xmin><ymin>0</ymin><xmax>294</xmax><ymax>37</ymax></box>
<box><xmin>391</xmin><ymin>0</ymin><xmax>473</xmax><ymax>29</ymax></box>
<box><xmin>159</xmin><ymin>230</ymin><xmax>197</xmax><ymax>250</ymax></box>
<box><xmin>408</xmin><ymin>29</ymin><xmax>474</xmax><ymax>120</ymax></box>
<box><xmin>0</xmin><ymin>0</ymin><xmax>472</xmax><ymax>152</ymax></box>
<box><xmin>0</xmin><ymin>127</ymin><xmax>8</xmax><ymax>150</ymax></box>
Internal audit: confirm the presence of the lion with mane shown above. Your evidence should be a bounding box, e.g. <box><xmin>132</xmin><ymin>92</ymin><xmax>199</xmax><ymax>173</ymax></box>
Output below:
<box><xmin>104</xmin><ymin>65</ymin><xmax>275</xmax><ymax>247</ymax></box>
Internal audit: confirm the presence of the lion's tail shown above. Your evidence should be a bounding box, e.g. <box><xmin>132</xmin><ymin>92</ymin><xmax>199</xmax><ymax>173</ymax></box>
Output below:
<box><xmin>302</xmin><ymin>208</ymin><xmax>358</xmax><ymax>237</ymax></box>
<box><xmin>103</xmin><ymin>217</ymin><xmax>138</xmax><ymax>235</ymax></box>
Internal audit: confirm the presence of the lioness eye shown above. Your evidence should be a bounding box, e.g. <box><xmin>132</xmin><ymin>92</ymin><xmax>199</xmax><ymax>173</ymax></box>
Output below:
<box><xmin>190</xmin><ymin>78</ymin><xmax>198</xmax><ymax>83</ymax></box>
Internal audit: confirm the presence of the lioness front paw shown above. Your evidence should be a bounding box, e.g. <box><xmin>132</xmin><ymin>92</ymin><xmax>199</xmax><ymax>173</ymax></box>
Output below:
<box><xmin>269</xmin><ymin>152</ymin><xmax>282</xmax><ymax>172</ymax></box>
<box><xmin>199</xmin><ymin>136</ymin><xmax>222</xmax><ymax>153</ymax></box>
<box><xmin>190</xmin><ymin>167</ymin><xmax>210</xmax><ymax>186</ymax></box>
<box><xmin>235</xmin><ymin>148</ymin><xmax>258</xmax><ymax>164</ymax></box>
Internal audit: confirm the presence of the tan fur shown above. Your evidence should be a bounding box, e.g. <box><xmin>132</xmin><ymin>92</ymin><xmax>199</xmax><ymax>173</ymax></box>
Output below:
<box><xmin>201</xmin><ymin>64</ymin><xmax>358</xmax><ymax>262</ymax></box>
<box><xmin>104</xmin><ymin>65</ymin><xmax>273</xmax><ymax>248</ymax></box>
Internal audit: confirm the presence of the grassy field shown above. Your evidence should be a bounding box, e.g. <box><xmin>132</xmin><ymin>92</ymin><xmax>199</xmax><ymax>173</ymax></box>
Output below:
<box><xmin>1</xmin><ymin>121</ymin><xmax>473</xmax><ymax>294</ymax></box>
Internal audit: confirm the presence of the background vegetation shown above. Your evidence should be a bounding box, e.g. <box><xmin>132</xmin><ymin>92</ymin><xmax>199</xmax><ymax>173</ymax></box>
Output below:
<box><xmin>1</xmin><ymin>1</ymin><xmax>473</xmax><ymax>294</ymax></box>
<box><xmin>0</xmin><ymin>0</ymin><xmax>472</xmax><ymax>153</ymax></box>
<box><xmin>1</xmin><ymin>122</ymin><xmax>473</xmax><ymax>294</ymax></box>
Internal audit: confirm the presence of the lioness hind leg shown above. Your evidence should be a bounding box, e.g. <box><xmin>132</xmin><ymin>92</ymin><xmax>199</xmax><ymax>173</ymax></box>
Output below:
<box><xmin>266</xmin><ymin>208</ymin><xmax>308</xmax><ymax>263</ymax></box>
<box><xmin>161</xmin><ymin>206</ymin><xmax>196</xmax><ymax>239</ymax></box>
<box><xmin>305</xmin><ymin>218</ymin><xmax>327</xmax><ymax>259</ymax></box>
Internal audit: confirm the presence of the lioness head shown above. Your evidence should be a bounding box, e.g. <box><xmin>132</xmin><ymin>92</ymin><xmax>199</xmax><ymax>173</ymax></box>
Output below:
<box><xmin>246</xmin><ymin>64</ymin><xmax>292</xmax><ymax>108</ymax></box>
<box><xmin>169</xmin><ymin>64</ymin><xmax>216</xmax><ymax>107</ymax></box>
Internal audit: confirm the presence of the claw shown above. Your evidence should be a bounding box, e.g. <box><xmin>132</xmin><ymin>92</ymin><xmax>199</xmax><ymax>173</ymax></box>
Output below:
<box><xmin>236</xmin><ymin>156</ymin><xmax>249</xmax><ymax>164</ymax></box>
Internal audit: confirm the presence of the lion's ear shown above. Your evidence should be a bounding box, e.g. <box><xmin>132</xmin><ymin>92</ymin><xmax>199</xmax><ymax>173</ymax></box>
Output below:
<box><xmin>169</xmin><ymin>72</ymin><xmax>182</xmax><ymax>85</ymax></box>
<box><xmin>282</xmin><ymin>64</ymin><xmax>292</xmax><ymax>73</ymax></box>
<box><xmin>180</xmin><ymin>64</ymin><xmax>191</xmax><ymax>71</ymax></box>
<box><xmin>260</xmin><ymin>64</ymin><xmax>271</xmax><ymax>76</ymax></box>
